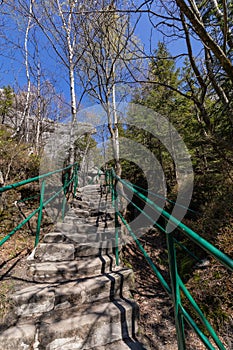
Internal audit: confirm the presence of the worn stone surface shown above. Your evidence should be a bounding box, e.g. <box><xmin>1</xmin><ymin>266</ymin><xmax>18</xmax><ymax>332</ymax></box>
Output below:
<box><xmin>12</xmin><ymin>284</ymin><xmax>55</xmax><ymax>317</ymax></box>
<box><xmin>38</xmin><ymin>299</ymin><xmax>139</xmax><ymax>349</ymax></box>
<box><xmin>34</xmin><ymin>243</ymin><xmax>75</xmax><ymax>262</ymax></box>
<box><xmin>28</xmin><ymin>255</ymin><xmax>117</xmax><ymax>282</ymax></box>
<box><xmin>63</xmin><ymin>233</ymin><xmax>97</xmax><ymax>243</ymax></box>
<box><xmin>1</xmin><ymin>183</ymin><xmax>144</xmax><ymax>349</ymax></box>
<box><xmin>56</xmin><ymin>222</ymin><xmax>98</xmax><ymax>234</ymax></box>
<box><xmin>9</xmin><ymin>268</ymin><xmax>134</xmax><ymax>318</ymax></box>
<box><xmin>43</xmin><ymin>232</ymin><xmax>66</xmax><ymax>243</ymax></box>
<box><xmin>0</xmin><ymin>323</ymin><xmax>36</xmax><ymax>350</ymax></box>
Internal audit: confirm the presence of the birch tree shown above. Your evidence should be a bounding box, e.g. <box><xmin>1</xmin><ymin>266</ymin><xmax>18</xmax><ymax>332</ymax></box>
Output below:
<box><xmin>76</xmin><ymin>0</ymin><xmax>142</xmax><ymax>176</ymax></box>
<box><xmin>12</xmin><ymin>0</ymin><xmax>89</xmax><ymax>163</ymax></box>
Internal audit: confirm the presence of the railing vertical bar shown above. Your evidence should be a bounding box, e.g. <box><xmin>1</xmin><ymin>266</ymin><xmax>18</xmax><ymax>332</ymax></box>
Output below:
<box><xmin>62</xmin><ymin>173</ymin><xmax>69</xmax><ymax>222</ymax></box>
<box><xmin>0</xmin><ymin>163</ymin><xmax>78</xmax><ymax>248</ymax></box>
<box><xmin>112</xmin><ymin>171</ymin><xmax>119</xmax><ymax>266</ymax></box>
<box><xmin>106</xmin><ymin>168</ymin><xmax>232</xmax><ymax>350</ymax></box>
<box><xmin>117</xmin><ymin>175</ymin><xmax>232</xmax><ymax>271</ymax></box>
<box><xmin>180</xmin><ymin>305</ymin><xmax>219</xmax><ymax>350</ymax></box>
<box><xmin>35</xmin><ymin>179</ymin><xmax>45</xmax><ymax>247</ymax></box>
<box><xmin>73</xmin><ymin>163</ymin><xmax>78</xmax><ymax>198</ymax></box>
<box><xmin>117</xmin><ymin>211</ymin><xmax>172</xmax><ymax>296</ymax></box>
<box><xmin>178</xmin><ymin>277</ymin><xmax>226</xmax><ymax>350</ymax></box>
<box><xmin>166</xmin><ymin>231</ymin><xmax>186</xmax><ymax>350</ymax></box>
<box><xmin>0</xmin><ymin>207</ymin><xmax>39</xmax><ymax>247</ymax></box>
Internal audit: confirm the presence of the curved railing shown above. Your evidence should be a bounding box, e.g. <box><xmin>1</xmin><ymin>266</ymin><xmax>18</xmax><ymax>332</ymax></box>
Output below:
<box><xmin>0</xmin><ymin>163</ymin><xmax>78</xmax><ymax>248</ymax></box>
<box><xmin>106</xmin><ymin>168</ymin><xmax>233</xmax><ymax>350</ymax></box>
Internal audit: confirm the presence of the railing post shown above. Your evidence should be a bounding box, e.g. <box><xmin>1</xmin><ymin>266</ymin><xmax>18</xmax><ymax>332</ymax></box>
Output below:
<box><xmin>35</xmin><ymin>179</ymin><xmax>45</xmax><ymax>247</ymax></box>
<box><xmin>113</xmin><ymin>176</ymin><xmax>120</xmax><ymax>266</ymax></box>
<box><xmin>166</xmin><ymin>231</ymin><xmax>186</xmax><ymax>350</ymax></box>
<box><xmin>62</xmin><ymin>172</ymin><xmax>69</xmax><ymax>221</ymax></box>
<box><xmin>73</xmin><ymin>163</ymin><xmax>78</xmax><ymax>198</ymax></box>
<box><xmin>108</xmin><ymin>169</ymin><xmax>119</xmax><ymax>266</ymax></box>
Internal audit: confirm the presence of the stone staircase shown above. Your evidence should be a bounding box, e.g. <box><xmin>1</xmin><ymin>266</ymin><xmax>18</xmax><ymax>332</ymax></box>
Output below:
<box><xmin>0</xmin><ymin>184</ymin><xmax>146</xmax><ymax>350</ymax></box>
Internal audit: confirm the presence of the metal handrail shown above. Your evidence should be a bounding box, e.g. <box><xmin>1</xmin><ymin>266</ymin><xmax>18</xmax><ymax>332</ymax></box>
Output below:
<box><xmin>0</xmin><ymin>163</ymin><xmax>79</xmax><ymax>248</ymax></box>
<box><xmin>106</xmin><ymin>168</ymin><xmax>232</xmax><ymax>350</ymax></box>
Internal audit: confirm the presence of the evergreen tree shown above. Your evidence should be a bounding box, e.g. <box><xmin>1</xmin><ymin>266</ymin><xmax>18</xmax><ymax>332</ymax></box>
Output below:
<box><xmin>126</xmin><ymin>42</ymin><xmax>193</xmax><ymax>191</ymax></box>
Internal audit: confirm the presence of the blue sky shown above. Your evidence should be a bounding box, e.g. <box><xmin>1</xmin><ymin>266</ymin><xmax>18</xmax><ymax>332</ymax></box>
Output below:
<box><xmin>0</xmin><ymin>7</ymin><xmax>198</xmax><ymax>109</ymax></box>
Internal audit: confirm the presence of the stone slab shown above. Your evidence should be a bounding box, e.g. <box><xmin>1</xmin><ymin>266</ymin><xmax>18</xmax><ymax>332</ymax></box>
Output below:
<box><xmin>56</xmin><ymin>222</ymin><xmax>97</xmax><ymax>234</ymax></box>
<box><xmin>28</xmin><ymin>255</ymin><xmax>117</xmax><ymax>282</ymax></box>
<box><xmin>38</xmin><ymin>299</ymin><xmax>138</xmax><ymax>349</ymax></box>
<box><xmin>10</xmin><ymin>268</ymin><xmax>133</xmax><ymax>318</ymax></box>
<box><xmin>34</xmin><ymin>243</ymin><xmax>75</xmax><ymax>262</ymax></box>
<box><xmin>12</xmin><ymin>284</ymin><xmax>55</xmax><ymax>317</ymax></box>
<box><xmin>0</xmin><ymin>323</ymin><xmax>36</xmax><ymax>350</ymax></box>
<box><xmin>43</xmin><ymin>233</ymin><xmax>94</xmax><ymax>244</ymax></box>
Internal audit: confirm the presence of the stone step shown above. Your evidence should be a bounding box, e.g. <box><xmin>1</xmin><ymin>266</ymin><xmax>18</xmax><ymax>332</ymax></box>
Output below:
<box><xmin>0</xmin><ymin>299</ymin><xmax>139</xmax><ymax>350</ymax></box>
<box><xmin>83</xmin><ymin>196</ymin><xmax>111</xmax><ymax>202</ymax></box>
<box><xmin>86</xmin><ymin>217</ymin><xmax>115</xmax><ymax>227</ymax></box>
<box><xmin>55</xmin><ymin>222</ymin><xmax>98</xmax><ymax>234</ymax></box>
<box><xmin>89</xmin><ymin>203</ymin><xmax>113</xmax><ymax>211</ymax></box>
<box><xmin>38</xmin><ymin>299</ymin><xmax>139</xmax><ymax>349</ymax></box>
<box><xmin>28</xmin><ymin>255</ymin><xmax>118</xmax><ymax>282</ymax></box>
<box><xmin>66</xmin><ymin>229</ymin><xmax>120</xmax><ymax>242</ymax></box>
<box><xmin>90</xmin><ymin>209</ymin><xmax>115</xmax><ymax>217</ymax></box>
<box><xmin>34</xmin><ymin>243</ymin><xmax>75</xmax><ymax>262</ymax></box>
<box><xmin>37</xmin><ymin>238</ymin><xmax>120</xmax><ymax>260</ymax></box>
<box><xmin>43</xmin><ymin>232</ymin><xmax>97</xmax><ymax>244</ymax></box>
<box><xmin>71</xmin><ymin>200</ymin><xmax>90</xmax><ymax>210</ymax></box>
<box><xmin>63</xmin><ymin>216</ymin><xmax>87</xmax><ymax>224</ymax></box>
<box><xmin>11</xmin><ymin>268</ymin><xmax>134</xmax><ymax>318</ymax></box>
<box><xmin>0</xmin><ymin>323</ymin><xmax>36</xmax><ymax>350</ymax></box>
<box><xmin>79</xmin><ymin>184</ymin><xmax>101</xmax><ymax>189</ymax></box>
<box><xmin>86</xmin><ymin>196</ymin><xmax>110</xmax><ymax>202</ymax></box>
<box><xmin>75</xmin><ymin>242</ymin><xmax>114</xmax><ymax>257</ymax></box>
<box><xmin>81</xmin><ymin>188</ymin><xmax>102</xmax><ymax>195</ymax></box>
<box><xmin>64</xmin><ymin>211</ymin><xmax>115</xmax><ymax>227</ymax></box>
<box><xmin>79</xmin><ymin>190</ymin><xmax>102</xmax><ymax>197</ymax></box>
<box><xmin>68</xmin><ymin>208</ymin><xmax>91</xmax><ymax>216</ymax></box>
<box><xmin>80</xmin><ymin>191</ymin><xmax>103</xmax><ymax>197</ymax></box>
<box><xmin>55</xmin><ymin>223</ymin><xmax>118</xmax><ymax>237</ymax></box>
<box><xmin>71</xmin><ymin>204</ymin><xmax>91</xmax><ymax>212</ymax></box>
<box><xmin>0</xmin><ymin>184</ymin><xmax>144</xmax><ymax>349</ymax></box>
<box><xmin>65</xmin><ymin>208</ymin><xmax>90</xmax><ymax>217</ymax></box>
<box><xmin>43</xmin><ymin>232</ymin><xmax>121</xmax><ymax>249</ymax></box>
<box><xmin>91</xmin><ymin>339</ymin><xmax>147</xmax><ymax>349</ymax></box>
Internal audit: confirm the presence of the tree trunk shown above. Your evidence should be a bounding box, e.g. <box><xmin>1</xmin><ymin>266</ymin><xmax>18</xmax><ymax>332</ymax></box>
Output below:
<box><xmin>22</xmin><ymin>0</ymin><xmax>33</xmax><ymax>142</ymax></box>
<box><xmin>112</xmin><ymin>70</ymin><xmax>121</xmax><ymax>177</ymax></box>
<box><xmin>35</xmin><ymin>63</ymin><xmax>41</xmax><ymax>153</ymax></box>
<box><xmin>68</xmin><ymin>60</ymin><xmax>77</xmax><ymax>165</ymax></box>
<box><xmin>176</xmin><ymin>0</ymin><xmax>233</xmax><ymax>82</ymax></box>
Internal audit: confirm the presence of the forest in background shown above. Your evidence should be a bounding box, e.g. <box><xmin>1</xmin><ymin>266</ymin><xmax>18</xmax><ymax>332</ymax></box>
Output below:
<box><xmin>0</xmin><ymin>0</ymin><xmax>232</xmax><ymax>344</ymax></box>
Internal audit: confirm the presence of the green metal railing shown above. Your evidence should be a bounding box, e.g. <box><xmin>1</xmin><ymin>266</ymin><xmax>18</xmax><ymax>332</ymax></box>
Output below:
<box><xmin>1</xmin><ymin>162</ymin><xmax>232</xmax><ymax>349</ymax></box>
<box><xmin>106</xmin><ymin>168</ymin><xmax>233</xmax><ymax>350</ymax></box>
<box><xmin>0</xmin><ymin>163</ymin><xmax>79</xmax><ymax>248</ymax></box>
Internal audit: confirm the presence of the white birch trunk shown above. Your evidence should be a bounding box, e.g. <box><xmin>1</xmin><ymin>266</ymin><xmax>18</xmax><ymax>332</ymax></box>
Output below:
<box><xmin>35</xmin><ymin>63</ymin><xmax>41</xmax><ymax>152</ymax></box>
<box><xmin>112</xmin><ymin>63</ymin><xmax>121</xmax><ymax>177</ymax></box>
<box><xmin>22</xmin><ymin>0</ymin><xmax>33</xmax><ymax>142</ymax></box>
<box><xmin>56</xmin><ymin>0</ymin><xmax>77</xmax><ymax>165</ymax></box>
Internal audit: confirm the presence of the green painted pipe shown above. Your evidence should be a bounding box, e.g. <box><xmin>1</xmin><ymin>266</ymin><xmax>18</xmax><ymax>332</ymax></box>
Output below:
<box><xmin>0</xmin><ymin>164</ymin><xmax>78</xmax><ymax>247</ymax></box>
<box><xmin>0</xmin><ymin>163</ymin><xmax>78</xmax><ymax>193</ymax></box>
<box><xmin>117</xmin><ymin>211</ymin><xmax>171</xmax><ymax>296</ymax></box>
<box><xmin>114</xmin><ymin>173</ymin><xmax>233</xmax><ymax>272</ymax></box>
<box><xmin>178</xmin><ymin>277</ymin><xmax>226</xmax><ymax>350</ymax></box>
